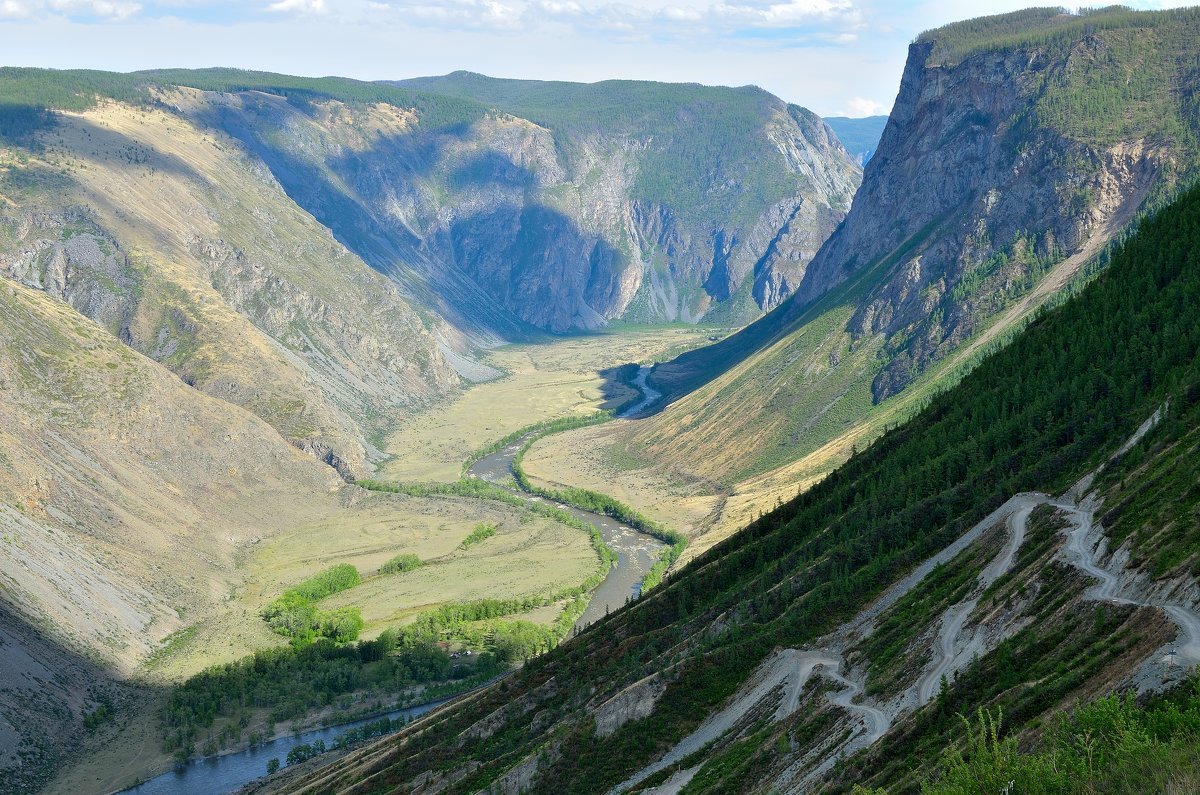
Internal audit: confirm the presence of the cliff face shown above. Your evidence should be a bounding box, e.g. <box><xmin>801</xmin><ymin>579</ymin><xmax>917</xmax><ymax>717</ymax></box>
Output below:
<box><xmin>639</xmin><ymin>9</ymin><xmax>1199</xmax><ymax>498</ymax></box>
<box><xmin>799</xmin><ymin>37</ymin><xmax>1170</xmax><ymax>400</ymax></box>
<box><xmin>214</xmin><ymin>75</ymin><xmax>861</xmax><ymax>332</ymax></box>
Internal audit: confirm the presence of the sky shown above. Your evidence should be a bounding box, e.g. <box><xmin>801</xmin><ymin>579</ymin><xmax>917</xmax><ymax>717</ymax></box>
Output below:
<box><xmin>0</xmin><ymin>1</ymin><xmax>1195</xmax><ymax>117</ymax></box>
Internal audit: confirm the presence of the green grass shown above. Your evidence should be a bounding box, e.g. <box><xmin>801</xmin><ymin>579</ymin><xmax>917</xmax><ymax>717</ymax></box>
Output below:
<box><xmin>460</xmin><ymin>522</ymin><xmax>497</xmax><ymax>549</ymax></box>
<box><xmin>379</xmin><ymin>554</ymin><xmax>423</xmax><ymax>575</ymax></box>
<box><xmin>911</xmin><ymin>680</ymin><xmax>1200</xmax><ymax>795</ymax></box>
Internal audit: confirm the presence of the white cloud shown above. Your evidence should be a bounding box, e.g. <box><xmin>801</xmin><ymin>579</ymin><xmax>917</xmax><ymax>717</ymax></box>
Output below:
<box><xmin>713</xmin><ymin>0</ymin><xmax>857</xmax><ymax>26</ymax></box>
<box><xmin>0</xmin><ymin>0</ymin><xmax>143</xmax><ymax>17</ymax></box>
<box><xmin>368</xmin><ymin>0</ymin><xmax>522</xmax><ymax>28</ymax></box>
<box><xmin>0</xmin><ymin>0</ymin><xmax>32</xmax><ymax>17</ymax></box>
<box><xmin>266</xmin><ymin>0</ymin><xmax>325</xmax><ymax>12</ymax></box>
<box><xmin>838</xmin><ymin>95</ymin><xmax>888</xmax><ymax>117</ymax></box>
<box><xmin>525</xmin><ymin>0</ymin><xmax>863</xmax><ymax>40</ymax></box>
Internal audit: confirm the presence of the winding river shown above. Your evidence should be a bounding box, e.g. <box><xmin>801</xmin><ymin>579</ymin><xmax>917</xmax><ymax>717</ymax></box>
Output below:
<box><xmin>466</xmin><ymin>367</ymin><xmax>667</xmax><ymax>628</ymax></box>
<box><xmin>116</xmin><ymin>366</ymin><xmax>666</xmax><ymax>795</ymax></box>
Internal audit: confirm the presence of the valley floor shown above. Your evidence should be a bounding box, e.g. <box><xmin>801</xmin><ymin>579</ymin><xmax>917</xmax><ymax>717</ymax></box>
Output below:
<box><xmin>41</xmin><ymin>327</ymin><xmax>714</xmax><ymax>795</ymax></box>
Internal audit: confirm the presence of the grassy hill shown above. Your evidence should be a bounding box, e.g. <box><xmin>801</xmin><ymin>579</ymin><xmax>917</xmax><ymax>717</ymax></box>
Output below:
<box><xmin>266</xmin><ymin>162</ymin><xmax>1200</xmax><ymax>795</ymax></box>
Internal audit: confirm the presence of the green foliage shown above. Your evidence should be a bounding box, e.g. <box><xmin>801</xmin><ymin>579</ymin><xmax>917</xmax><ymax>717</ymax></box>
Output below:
<box><xmin>83</xmin><ymin>701</ymin><xmax>114</xmax><ymax>731</ymax></box>
<box><xmin>286</xmin><ymin>739</ymin><xmax>325</xmax><ymax>766</ymax></box>
<box><xmin>1097</xmin><ymin>388</ymin><xmax>1200</xmax><ymax>578</ymax></box>
<box><xmin>356</xmin><ymin>477</ymin><xmax>617</xmax><ymax>575</ymax></box>
<box><xmin>461</xmin><ymin>522</ymin><xmax>497</xmax><ymax>549</ymax></box>
<box><xmin>509</xmin><ymin>436</ymin><xmax>686</xmax><ymax>592</ymax></box>
<box><xmin>288</xmin><ymin>564</ymin><xmax>361</xmax><ymax>601</ymax></box>
<box><xmin>261</xmin><ymin>565</ymin><xmax>363</xmax><ymax>646</ymax></box>
<box><xmin>266</xmin><ymin>757</ymin><xmax>280</xmax><ymax>775</ymax></box>
<box><xmin>459</xmin><ymin>410</ymin><xmax>615</xmax><ymax>476</ymax></box>
<box><xmin>0</xmin><ymin>66</ymin><xmax>484</xmax><ymax>135</ymax></box>
<box><xmin>859</xmin><ymin>542</ymin><xmax>990</xmax><ymax>695</ymax></box>
<box><xmin>321</xmin><ymin>182</ymin><xmax>1200</xmax><ymax>793</ymax></box>
<box><xmin>379</xmin><ymin>553</ymin><xmax>423</xmax><ymax>575</ymax></box>
<box><xmin>919</xmin><ymin>7</ymin><xmax>1200</xmax><ymax>148</ymax></box>
<box><xmin>159</xmin><ymin>632</ymin><xmax>492</xmax><ymax>760</ymax></box>
<box><xmin>919</xmin><ymin>682</ymin><xmax>1200</xmax><ymax>794</ymax></box>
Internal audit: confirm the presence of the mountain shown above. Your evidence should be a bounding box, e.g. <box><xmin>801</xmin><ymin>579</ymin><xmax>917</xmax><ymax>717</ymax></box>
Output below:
<box><xmin>823</xmin><ymin>115</ymin><xmax>888</xmax><ymax>164</ymax></box>
<box><xmin>604</xmin><ymin>6</ymin><xmax>1200</xmax><ymax>536</ymax></box>
<box><xmin>266</xmin><ymin>159</ymin><xmax>1200</xmax><ymax>795</ymax></box>
<box><xmin>0</xmin><ymin>65</ymin><xmax>861</xmax><ymax>469</ymax></box>
<box><xmin>0</xmin><ymin>80</ymin><xmax>465</xmax><ymax>479</ymax></box>
<box><xmin>0</xmin><ymin>279</ymin><xmax>351</xmax><ymax>792</ymax></box>
<box><xmin>0</xmin><ymin>67</ymin><xmax>860</xmax><ymax>791</ymax></box>
<box><xmin>388</xmin><ymin>72</ymin><xmax>862</xmax><ymax>321</ymax></box>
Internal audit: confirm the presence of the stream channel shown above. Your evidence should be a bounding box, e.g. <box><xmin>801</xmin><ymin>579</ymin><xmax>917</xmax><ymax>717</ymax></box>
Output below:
<box><xmin>118</xmin><ymin>366</ymin><xmax>667</xmax><ymax>794</ymax></box>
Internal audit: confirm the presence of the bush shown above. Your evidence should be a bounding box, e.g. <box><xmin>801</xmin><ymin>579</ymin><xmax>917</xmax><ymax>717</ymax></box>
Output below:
<box><xmin>380</xmin><ymin>554</ymin><xmax>423</xmax><ymax>574</ymax></box>
<box><xmin>461</xmin><ymin>523</ymin><xmax>497</xmax><ymax>549</ymax></box>
<box><xmin>260</xmin><ymin>565</ymin><xmax>364</xmax><ymax>645</ymax></box>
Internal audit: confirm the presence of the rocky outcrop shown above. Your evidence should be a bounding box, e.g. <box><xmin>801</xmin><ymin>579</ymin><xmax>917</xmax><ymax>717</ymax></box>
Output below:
<box><xmin>173</xmin><ymin>80</ymin><xmax>860</xmax><ymax>334</ymax></box>
<box><xmin>0</xmin><ymin>210</ymin><xmax>140</xmax><ymax>338</ymax></box>
<box><xmin>784</xmin><ymin>35</ymin><xmax>1176</xmax><ymax>401</ymax></box>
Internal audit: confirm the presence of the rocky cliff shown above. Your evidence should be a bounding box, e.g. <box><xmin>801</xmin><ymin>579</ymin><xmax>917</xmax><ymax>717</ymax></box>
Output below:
<box><xmin>634</xmin><ymin>7</ymin><xmax>1200</xmax><ymax>499</ymax></box>
<box><xmin>185</xmin><ymin>74</ymin><xmax>861</xmax><ymax>334</ymax></box>
<box><xmin>382</xmin><ymin>73</ymin><xmax>862</xmax><ymax>328</ymax></box>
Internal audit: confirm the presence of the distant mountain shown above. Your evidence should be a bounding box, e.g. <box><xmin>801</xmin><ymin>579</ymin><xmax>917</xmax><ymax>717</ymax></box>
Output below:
<box><xmin>389</xmin><ymin>71</ymin><xmax>862</xmax><ymax>321</ymax></box>
<box><xmin>823</xmin><ymin>114</ymin><xmax>888</xmax><ymax>164</ymax></box>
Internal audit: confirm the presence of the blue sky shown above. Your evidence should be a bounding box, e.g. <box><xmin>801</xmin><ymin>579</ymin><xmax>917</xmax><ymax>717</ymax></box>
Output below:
<box><xmin>0</xmin><ymin>1</ymin><xmax>1194</xmax><ymax>116</ymax></box>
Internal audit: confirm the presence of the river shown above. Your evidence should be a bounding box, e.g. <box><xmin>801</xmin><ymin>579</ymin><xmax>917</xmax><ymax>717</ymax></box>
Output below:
<box><xmin>117</xmin><ymin>698</ymin><xmax>449</xmax><ymax>795</ymax></box>
<box><xmin>118</xmin><ymin>365</ymin><xmax>666</xmax><ymax>794</ymax></box>
<box><xmin>467</xmin><ymin>364</ymin><xmax>666</xmax><ymax>627</ymax></box>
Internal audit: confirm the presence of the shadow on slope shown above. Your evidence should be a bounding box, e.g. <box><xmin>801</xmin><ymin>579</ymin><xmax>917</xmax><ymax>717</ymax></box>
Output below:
<box><xmin>0</xmin><ymin>603</ymin><xmax>152</xmax><ymax>795</ymax></box>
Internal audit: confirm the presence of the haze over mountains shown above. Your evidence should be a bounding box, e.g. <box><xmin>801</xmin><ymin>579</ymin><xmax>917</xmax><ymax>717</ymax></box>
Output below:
<box><xmin>1</xmin><ymin>5</ymin><xmax>1199</xmax><ymax>795</ymax></box>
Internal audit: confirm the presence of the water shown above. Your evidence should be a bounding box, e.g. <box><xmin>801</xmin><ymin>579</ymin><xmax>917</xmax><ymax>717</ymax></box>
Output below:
<box><xmin>467</xmin><ymin>433</ymin><xmax>666</xmax><ymax>630</ymax></box>
<box><xmin>621</xmin><ymin>365</ymin><xmax>663</xmax><ymax>418</ymax></box>
<box><xmin>121</xmin><ymin>365</ymin><xmax>665</xmax><ymax>794</ymax></box>
<box><xmin>118</xmin><ymin>699</ymin><xmax>448</xmax><ymax>795</ymax></box>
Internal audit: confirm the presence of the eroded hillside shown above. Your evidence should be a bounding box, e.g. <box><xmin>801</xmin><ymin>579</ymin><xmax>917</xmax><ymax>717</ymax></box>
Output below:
<box><xmin>264</xmin><ymin>160</ymin><xmax>1200</xmax><ymax>795</ymax></box>
<box><xmin>0</xmin><ymin>99</ymin><xmax>463</xmax><ymax>478</ymax></box>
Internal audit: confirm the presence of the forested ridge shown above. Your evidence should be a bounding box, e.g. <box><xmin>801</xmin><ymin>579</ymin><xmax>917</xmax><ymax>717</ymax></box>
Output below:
<box><xmin>281</xmin><ymin>181</ymin><xmax>1200</xmax><ymax>794</ymax></box>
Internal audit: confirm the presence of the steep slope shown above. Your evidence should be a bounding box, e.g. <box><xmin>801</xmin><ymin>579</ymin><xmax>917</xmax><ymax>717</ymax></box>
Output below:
<box><xmin>263</xmin><ymin>153</ymin><xmax>1200</xmax><ymax>795</ymax></box>
<box><xmin>0</xmin><ymin>94</ymin><xmax>462</xmax><ymax>478</ymax></box>
<box><xmin>552</xmin><ymin>6</ymin><xmax>1200</xmax><ymax>546</ymax></box>
<box><xmin>391</xmin><ymin>72</ymin><xmax>861</xmax><ymax>322</ymax></box>
<box><xmin>0</xmin><ymin>279</ymin><xmax>351</xmax><ymax>791</ymax></box>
